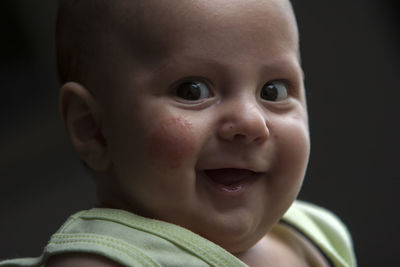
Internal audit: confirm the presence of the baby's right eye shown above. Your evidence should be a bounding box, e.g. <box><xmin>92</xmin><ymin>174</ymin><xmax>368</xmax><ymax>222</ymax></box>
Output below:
<box><xmin>175</xmin><ymin>81</ymin><xmax>212</xmax><ymax>101</ymax></box>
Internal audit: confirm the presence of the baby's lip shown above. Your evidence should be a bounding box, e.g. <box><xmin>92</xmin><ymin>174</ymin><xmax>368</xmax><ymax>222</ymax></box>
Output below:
<box><xmin>203</xmin><ymin>168</ymin><xmax>260</xmax><ymax>186</ymax></box>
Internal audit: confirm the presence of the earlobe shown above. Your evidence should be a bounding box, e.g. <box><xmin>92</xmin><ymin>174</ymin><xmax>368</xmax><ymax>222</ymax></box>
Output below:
<box><xmin>59</xmin><ymin>82</ymin><xmax>110</xmax><ymax>172</ymax></box>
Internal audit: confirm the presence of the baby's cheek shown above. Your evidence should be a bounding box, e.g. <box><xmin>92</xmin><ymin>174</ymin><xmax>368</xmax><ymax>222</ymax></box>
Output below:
<box><xmin>274</xmin><ymin>118</ymin><xmax>310</xmax><ymax>176</ymax></box>
<box><xmin>147</xmin><ymin>116</ymin><xmax>196</xmax><ymax>169</ymax></box>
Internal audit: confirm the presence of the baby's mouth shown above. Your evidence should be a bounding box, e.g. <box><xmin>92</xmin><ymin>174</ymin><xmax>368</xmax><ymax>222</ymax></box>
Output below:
<box><xmin>203</xmin><ymin>168</ymin><xmax>257</xmax><ymax>188</ymax></box>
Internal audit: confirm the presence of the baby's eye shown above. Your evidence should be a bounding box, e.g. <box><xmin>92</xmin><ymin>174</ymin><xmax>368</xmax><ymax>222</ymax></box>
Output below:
<box><xmin>175</xmin><ymin>81</ymin><xmax>212</xmax><ymax>101</ymax></box>
<box><xmin>260</xmin><ymin>80</ymin><xmax>288</xmax><ymax>102</ymax></box>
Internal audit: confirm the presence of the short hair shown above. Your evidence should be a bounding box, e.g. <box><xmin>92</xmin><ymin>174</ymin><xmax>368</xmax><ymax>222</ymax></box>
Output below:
<box><xmin>57</xmin><ymin>0</ymin><xmax>86</xmax><ymax>85</ymax></box>
<box><xmin>56</xmin><ymin>0</ymin><xmax>114</xmax><ymax>86</ymax></box>
<box><xmin>56</xmin><ymin>0</ymin><xmax>148</xmax><ymax>89</ymax></box>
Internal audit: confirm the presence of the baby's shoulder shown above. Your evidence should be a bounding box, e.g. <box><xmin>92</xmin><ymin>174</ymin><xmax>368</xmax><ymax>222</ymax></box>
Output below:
<box><xmin>238</xmin><ymin>223</ymin><xmax>330</xmax><ymax>267</ymax></box>
<box><xmin>281</xmin><ymin>201</ymin><xmax>357</xmax><ymax>267</ymax></box>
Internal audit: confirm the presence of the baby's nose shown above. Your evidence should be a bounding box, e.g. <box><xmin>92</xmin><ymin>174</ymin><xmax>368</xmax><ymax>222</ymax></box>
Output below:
<box><xmin>217</xmin><ymin>100</ymin><xmax>269</xmax><ymax>145</ymax></box>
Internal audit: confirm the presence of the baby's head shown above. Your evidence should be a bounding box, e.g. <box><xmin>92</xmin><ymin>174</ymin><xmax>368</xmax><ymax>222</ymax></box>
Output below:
<box><xmin>57</xmin><ymin>0</ymin><xmax>309</xmax><ymax>254</ymax></box>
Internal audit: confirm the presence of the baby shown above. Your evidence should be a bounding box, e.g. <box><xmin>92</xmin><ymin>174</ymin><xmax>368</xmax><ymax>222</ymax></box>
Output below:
<box><xmin>0</xmin><ymin>0</ymin><xmax>356</xmax><ymax>266</ymax></box>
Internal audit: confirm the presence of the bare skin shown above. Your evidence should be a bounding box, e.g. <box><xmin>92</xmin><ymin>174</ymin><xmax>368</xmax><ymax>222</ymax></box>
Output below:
<box><xmin>236</xmin><ymin>224</ymin><xmax>330</xmax><ymax>267</ymax></box>
<box><xmin>46</xmin><ymin>253</ymin><xmax>123</xmax><ymax>267</ymax></box>
<box><xmin>54</xmin><ymin>0</ymin><xmax>325</xmax><ymax>266</ymax></box>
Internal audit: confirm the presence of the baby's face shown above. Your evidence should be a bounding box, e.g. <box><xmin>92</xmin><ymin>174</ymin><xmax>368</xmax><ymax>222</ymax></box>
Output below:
<box><xmin>97</xmin><ymin>0</ymin><xmax>309</xmax><ymax>253</ymax></box>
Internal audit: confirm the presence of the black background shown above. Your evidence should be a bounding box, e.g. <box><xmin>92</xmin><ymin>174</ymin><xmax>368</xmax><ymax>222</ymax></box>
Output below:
<box><xmin>1</xmin><ymin>1</ymin><xmax>399</xmax><ymax>266</ymax></box>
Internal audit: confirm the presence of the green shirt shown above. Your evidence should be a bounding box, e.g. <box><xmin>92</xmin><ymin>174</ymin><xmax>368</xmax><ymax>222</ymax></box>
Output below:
<box><xmin>0</xmin><ymin>201</ymin><xmax>356</xmax><ymax>267</ymax></box>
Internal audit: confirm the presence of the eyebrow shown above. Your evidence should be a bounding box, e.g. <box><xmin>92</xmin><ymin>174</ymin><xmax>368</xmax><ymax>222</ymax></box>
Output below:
<box><xmin>149</xmin><ymin>52</ymin><xmax>304</xmax><ymax>84</ymax></box>
<box><xmin>261</xmin><ymin>54</ymin><xmax>303</xmax><ymax>75</ymax></box>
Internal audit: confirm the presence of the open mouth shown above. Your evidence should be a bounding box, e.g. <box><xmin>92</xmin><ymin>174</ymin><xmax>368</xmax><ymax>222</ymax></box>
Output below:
<box><xmin>202</xmin><ymin>168</ymin><xmax>259</xmax><ymax>192</ymax></box>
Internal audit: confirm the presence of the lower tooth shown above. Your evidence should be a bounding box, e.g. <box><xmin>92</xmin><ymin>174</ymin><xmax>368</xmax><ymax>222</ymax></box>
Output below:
<box><xmin>226</xmin><ymin>184</ymin><xmax>241</xmax><ymax>190</ymax></box>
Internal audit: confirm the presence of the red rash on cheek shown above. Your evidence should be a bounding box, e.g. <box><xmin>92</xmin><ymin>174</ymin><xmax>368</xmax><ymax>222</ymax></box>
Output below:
<box><xmin>148</xmin><ymin>116</ymin><xmax>196</xmax><ymax>169</ymax></box>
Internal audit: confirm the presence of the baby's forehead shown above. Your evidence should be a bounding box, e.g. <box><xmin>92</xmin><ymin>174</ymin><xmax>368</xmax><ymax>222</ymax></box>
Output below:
<box><xmin>72</xmin><ymin>0</ymin><xmax>293</xmax><ymax>31</ymax></box>
<box><xmin>106</xmin><ymin>0</ymin><xmax>296</xmax><ymax>53</ymax></box>
<box><xmin>60</xmin><ymin>0</ymin><xmax>295</xmax><ymax>46</ymax></box>
<box><xmin>57</xmin><ymin>0</ymin><xmax>297</xmax><ymax>88</ymax></box>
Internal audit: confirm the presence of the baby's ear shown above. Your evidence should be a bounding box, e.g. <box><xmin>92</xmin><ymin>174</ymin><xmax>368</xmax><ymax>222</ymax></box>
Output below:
<box><xmin>59</xmin><ymin>82</ymin><xmax>110</xmax><ymax>172</ymax></box>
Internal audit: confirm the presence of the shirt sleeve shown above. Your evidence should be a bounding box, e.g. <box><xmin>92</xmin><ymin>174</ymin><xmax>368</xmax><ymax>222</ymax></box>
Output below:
<box><xmin>282</xmin><ymin>200</ymin><xmax>357</xmax><ymax>267</ymax></box>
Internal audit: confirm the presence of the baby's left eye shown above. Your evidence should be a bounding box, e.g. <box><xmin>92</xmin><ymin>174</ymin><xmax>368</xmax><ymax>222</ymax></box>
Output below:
<box><xmin>260</xmin><ymin>80</ymin><xmax>288</xmax><ymax>102</ymax></box>
<box><xmin>175</xmin><ymin>81</ymin><xmax>212</xmax><ymax>101</ymax></box>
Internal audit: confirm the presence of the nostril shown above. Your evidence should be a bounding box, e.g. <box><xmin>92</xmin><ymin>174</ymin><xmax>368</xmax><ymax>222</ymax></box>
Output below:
<box><xmin>233</xmin><ymin>134</ymin><xmax>246</xmax><ymax>142</ymax></box>
<box><xmin>233</xmin><ymin>133</ymin><xmax>267</xmax><ymax>144</ymax></box>
<box><xmin>254</xmin><ymin>135</ymin><xmax>268</xmax><ymax>144</ymax></box>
